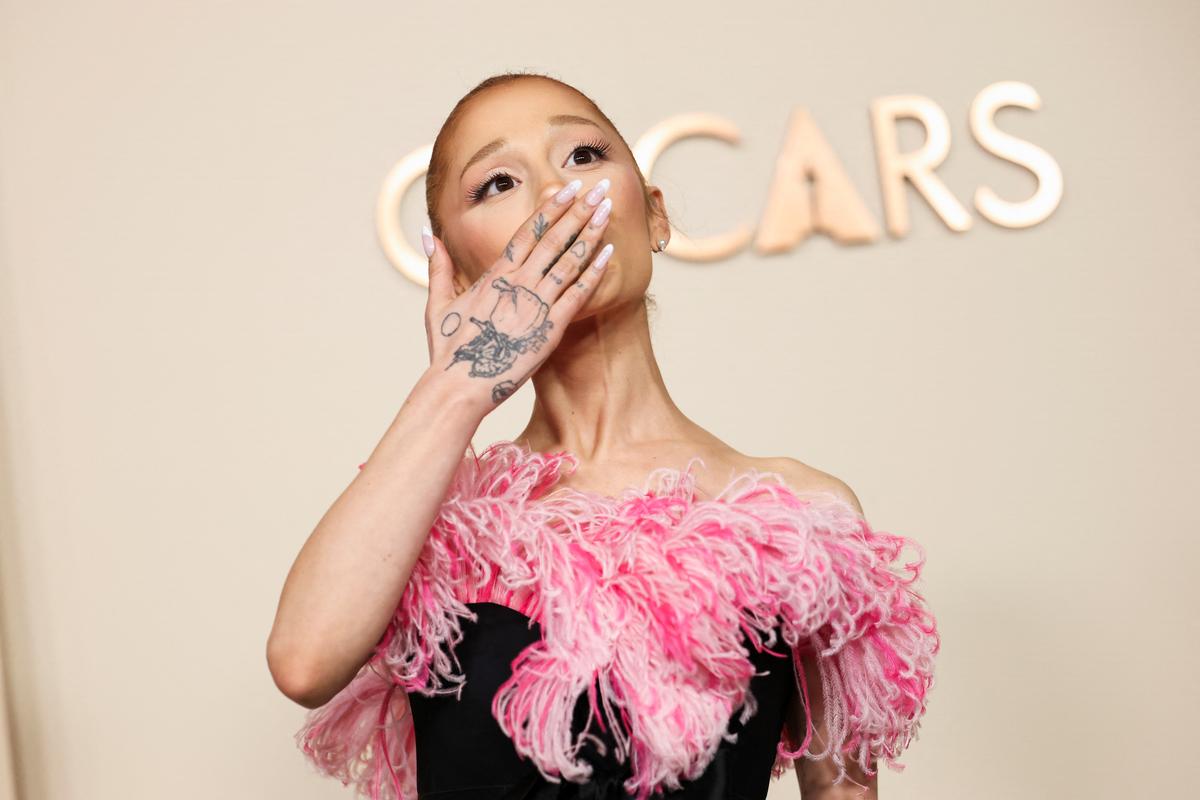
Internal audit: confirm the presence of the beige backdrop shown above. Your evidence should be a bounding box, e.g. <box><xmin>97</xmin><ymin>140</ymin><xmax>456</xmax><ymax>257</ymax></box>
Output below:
<box><xmin>1</xmin><ymin>1</ymin><xmax>1197</xmax><ymax>799</ymax></box>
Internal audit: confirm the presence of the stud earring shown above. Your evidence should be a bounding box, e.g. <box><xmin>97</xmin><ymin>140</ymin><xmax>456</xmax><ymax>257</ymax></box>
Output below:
<box><xmin>655</xmin><ymin>239</ymin><xmax>667</xmax><ymax>252</ymax></box>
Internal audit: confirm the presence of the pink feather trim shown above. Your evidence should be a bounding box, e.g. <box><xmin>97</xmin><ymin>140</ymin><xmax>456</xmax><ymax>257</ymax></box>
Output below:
<box><xmin>296</xmin><ymin>440</ymin><xmax>939</xmax><ymax>799</ymax></box>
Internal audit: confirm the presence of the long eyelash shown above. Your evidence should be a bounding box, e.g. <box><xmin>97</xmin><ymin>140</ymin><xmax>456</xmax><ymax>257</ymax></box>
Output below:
<box><xmin>576</xmin><ymin>138</ymin><xmax>612</xmax><ymax>158</ymax></box>
<box><xmin>468</xmin><ymin>169</ymin><xmax>508</xmax><ymax>203</ymax></box>
<box><xmin>467</xmin><ymin>139</ymin><xmax>612</xmax><ymax>203</ymax></box>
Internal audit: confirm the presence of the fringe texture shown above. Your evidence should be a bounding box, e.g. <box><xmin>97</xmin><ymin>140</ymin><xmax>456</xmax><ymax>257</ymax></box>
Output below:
<box><xmin>295</xmin><ymin>440</ymin><xmax>939</xmax><ymax>799</ymax></box>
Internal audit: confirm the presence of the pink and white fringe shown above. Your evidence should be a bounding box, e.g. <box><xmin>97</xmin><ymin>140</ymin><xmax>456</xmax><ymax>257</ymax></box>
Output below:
<box><xmin>296</xmin><ymin>440</ymin><xmax>939</xmax><ymax>800</ymax></box>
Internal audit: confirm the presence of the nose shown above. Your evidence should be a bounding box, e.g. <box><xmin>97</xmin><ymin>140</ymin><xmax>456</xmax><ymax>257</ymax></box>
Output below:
<box><xmin>531</xmin><ymin>162</ymin><xmax>581</xmax><ymax>207</ymax></box>
<box><xmin>538</xmin><ymin>179</ymin><xmax>569</xmax><ymax>206</ymax></box>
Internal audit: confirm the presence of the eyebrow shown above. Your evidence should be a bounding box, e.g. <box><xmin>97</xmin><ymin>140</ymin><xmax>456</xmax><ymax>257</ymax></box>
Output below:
<box><xmin>458</xmin><ymin>114</ymin><xmax>604</xmax><ymax>181</ymax></box>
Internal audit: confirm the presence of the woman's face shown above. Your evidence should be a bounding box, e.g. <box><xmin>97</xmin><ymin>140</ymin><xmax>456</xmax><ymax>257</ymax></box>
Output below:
<box><xmin>436</xmin><ymin>79</ymin><xmax>667</xmax><ymax>316</ymax></box>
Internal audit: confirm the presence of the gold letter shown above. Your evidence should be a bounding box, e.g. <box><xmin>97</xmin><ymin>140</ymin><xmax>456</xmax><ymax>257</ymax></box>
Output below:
<box><xmin>755</xmin><ymin>107</ymin><xmax>880</xmax><ymax>253</ymax></box>
<box><xmin>377</xmin><ymin>143</ymin><xmax>433</xmax><ymax>286</ymax></box>
<box><xmin>633</xmin><ymin>113</ymin><xmax>753</xmax><ymax>261</ymax></box>
<box><xmin>870</xmin><ymin>95</ymin><xmax>972</xmax><ymax>236</ymax></box>
<box><xmin>970</xmin><ymin>81</ymin><xmax>1063</xmax><ymax>228</ymax></box>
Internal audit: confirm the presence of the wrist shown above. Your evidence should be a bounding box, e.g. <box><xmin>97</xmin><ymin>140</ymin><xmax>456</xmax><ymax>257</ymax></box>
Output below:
<box><xmin>410</xmin><ymin>367</ymin><xmax>489</xmax><ymax>425</ymax></box>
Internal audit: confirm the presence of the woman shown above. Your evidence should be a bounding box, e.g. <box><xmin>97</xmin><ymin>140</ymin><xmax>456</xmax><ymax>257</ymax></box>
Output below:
<box><xmin>267</xmin><ymin>72</ymin><xmax>939</xmax><ymax>800</ymax></box>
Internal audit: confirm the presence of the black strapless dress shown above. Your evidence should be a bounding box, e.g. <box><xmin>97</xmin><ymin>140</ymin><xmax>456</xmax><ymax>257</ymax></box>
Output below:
<box><xmin>406</xmin><ymin>602</ymin><xmax>797</xmax><ymax>800</ymax></box>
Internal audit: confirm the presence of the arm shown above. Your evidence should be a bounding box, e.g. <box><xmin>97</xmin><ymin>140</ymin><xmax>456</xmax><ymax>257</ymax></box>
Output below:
<box><xmin>785</xmin><ymin>651</ymin><xmax>879</xmax><ymax>800</ymax></box>
<box><xmin>780</xmin><ymin>467</ymin><xmax>881</xmax><ymax>799</ymax></box>
<box><xmin>265</xmin><ymin>369</ymin><xmax>484</xmax><ymax>709</ymax></box>
<box><xmin>268</xmin><ymin>179</ymin><xmax>620</xmax><ymax>710</ymax></box>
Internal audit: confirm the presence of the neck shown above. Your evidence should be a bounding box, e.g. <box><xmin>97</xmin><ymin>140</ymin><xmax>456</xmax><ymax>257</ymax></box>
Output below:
<box><xmin>516</xmin><ymin>296</ymin><xmax>696</xmax><ymax>461</ymax></box>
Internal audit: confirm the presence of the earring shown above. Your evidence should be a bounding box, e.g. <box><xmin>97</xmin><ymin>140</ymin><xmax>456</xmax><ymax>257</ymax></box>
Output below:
<box><xmin>655</xmin><ymin>239</ymin><xmax>667</xmax><ymax>252</ymax></box>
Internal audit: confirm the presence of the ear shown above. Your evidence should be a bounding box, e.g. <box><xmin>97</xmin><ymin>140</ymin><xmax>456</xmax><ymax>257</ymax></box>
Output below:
<box><xmin>644</xmin><ymin>184</ymin><xmax>671</xmax><ymax>248</ymax></box>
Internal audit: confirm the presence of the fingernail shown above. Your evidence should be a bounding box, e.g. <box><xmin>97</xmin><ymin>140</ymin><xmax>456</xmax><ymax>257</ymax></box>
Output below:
<box><xmin>554</xmin><ymin>179</ymin><xmax>583</xmax><ymax>204</ymax></box>
<box><xmin>421</xmin><ymin>223</ymin><xmax>435</xmax><ymax>257</ymax></box>
<box><xmin>589</xmin><ymin>196</ymin><xmax>612</xmax><ymax>228</ymax></box>
<box><xmin>593</xmin><ymin>242</ymin><xmax>614</xmax><ymax>270</ymax></box>
<box><xmin>584</xmin><ymin>177</ymin><xmax>611</xmax><ymax>206</ymax></box>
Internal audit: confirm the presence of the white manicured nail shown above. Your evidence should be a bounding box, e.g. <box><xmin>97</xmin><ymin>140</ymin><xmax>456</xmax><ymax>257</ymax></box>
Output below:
<box><xmin>584</xmin><ymin>177</ymin><xmax>611</xmax><ymax>206</ymax></box>
<box><xmin>554</xmin><ymin>179</ymin><xmax>583</xmax><ymax>204</ymax></box>
<box><xmin>592</xmin><ymin>242</ymin><xmax>614</xmax><ymax>270</ymax></box>
<box><xmin>589</xmin><ymin>197</ymin><xmax>613</xmax><ymax>228</ymax></box>
<box><xmin>421</xmin><ymin>223</ymin><xmax>435</xmax><ymax>257</ymax></box>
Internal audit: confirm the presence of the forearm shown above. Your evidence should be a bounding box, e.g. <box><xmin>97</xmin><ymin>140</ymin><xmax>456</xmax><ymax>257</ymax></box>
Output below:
<box><xmin>790</xmin><ymin>650</ymin><xmax>880</xmax><ymax>800</ymax></box>
<box><xmin>266</xmin><ymin>368</ymin><xmax>484</xmax><ymax>708</ymax></box>
<box><xmin>797</xmin><ymin>758</ymin><xmax>878</xmax><ymax>800</ymax></box>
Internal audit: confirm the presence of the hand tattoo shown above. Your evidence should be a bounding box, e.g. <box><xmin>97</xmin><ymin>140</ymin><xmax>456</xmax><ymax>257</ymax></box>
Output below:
<box><xmin>446</xmin><ymin>276</ymin><xmax>554</xmax><ymax>377</ymax></box>
<box><xmin>491</xmin><ymin>379</ymin><xmax>519</xmax><ymax>404</ymax></box>
<box><xmin>440</xmin><ymin>311</ymin><xmax>462</xmax><ymax>336</ymax></box>
<box><xmin>532</xmin><ymin>214</ymin><xmax>550</xmax><ymax>241</ymax></box>
<box><xmin>542</xmin><ymin>230</ymin><xmax>582</xmax><ymax>277</ymax></box>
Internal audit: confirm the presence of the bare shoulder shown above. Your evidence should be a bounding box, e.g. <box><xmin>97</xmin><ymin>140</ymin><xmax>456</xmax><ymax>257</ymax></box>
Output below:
<box><xmin>749</xmin><ymin>454</ymin><xmax>865</xmax><ymax>517</ymax></box>
<box><xmin>642</xmin><ymin>430</ymin><xmax>865</xmax><ymax>516</ymax></box>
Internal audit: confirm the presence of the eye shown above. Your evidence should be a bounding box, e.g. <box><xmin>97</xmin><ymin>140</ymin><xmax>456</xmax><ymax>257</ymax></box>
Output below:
<box><xmin>467</xmin><ymin>170</ymin><xmax>515</xmax><ymax>203</ymax></box>
<box><xmin>569</xmin><ymin>138</ymin><xmax>612</xmax><ymax>166</ymax></box>
<box><xmin>467</xmin><ymin>139</ymin><xmax>613</xmax><ymax>204</ymax></box>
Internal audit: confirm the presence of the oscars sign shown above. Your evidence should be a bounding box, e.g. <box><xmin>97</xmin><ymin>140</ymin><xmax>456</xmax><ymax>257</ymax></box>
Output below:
<box><xmin>378</xmin><ymin>80</ymin><xmax>1062</xmax><ymax>286</ymax></box>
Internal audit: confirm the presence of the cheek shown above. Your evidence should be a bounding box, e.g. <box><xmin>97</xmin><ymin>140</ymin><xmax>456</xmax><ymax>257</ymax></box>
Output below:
<box><xmin>609</xmin><ymin>173</ymin><xmax>645</xmax><ymax>228</ymax></box>
<box><xmin>456</xmin><ymin>214</ymin><xmax>513</xmax><ymax>278</ymax></box>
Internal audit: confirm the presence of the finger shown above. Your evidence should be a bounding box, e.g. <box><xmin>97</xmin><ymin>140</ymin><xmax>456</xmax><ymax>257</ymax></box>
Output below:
<box><xmin>496</xmin><ymin>178</ymin><xmax>586</xmax><ymax>271</ymax></box>
<box><xmin>422</xmin><ymin>224</ymin><xmax>457</xmax><ymax>313</ymax></box>
<box><xmin>534</xmin><ymin>195</ymin><xmax>612</xmax><ymax>302</ymax></box>
<box><xmin>545</xmin><ymin>242</ymin><xmax>614</xmax><ymax>326</ymax></box>
<box><xmin>517</xmin><ymin>178</ymin><xmax>612</xmax><ymax>281</ymax></box>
